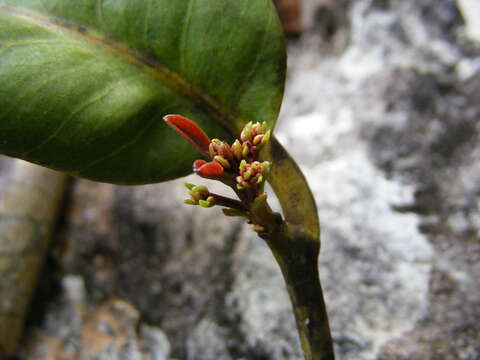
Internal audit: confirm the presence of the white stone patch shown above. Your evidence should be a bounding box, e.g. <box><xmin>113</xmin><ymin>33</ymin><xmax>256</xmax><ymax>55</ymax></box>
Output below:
<box><xmin>457</xmin><ymin>0</ymin><xmax>480</xmax><ymax>42</ymax></box>
<box><xmin>140</xmin><ymin>324</ymin><xmax>171</xmax><ymax>360</ymax></box>
<box><xmin>187</xmin><ymin>319</ymin><xmax>232</xmax><ymax>360</ymax></box>
<box><xmin>284</xmin><ymin>112</ymin><xmax>433</xmax><ymax>359</ymax></box>
<box><xmin>226</xmin><ymin>227</ymin><xmax>304</xmax><ymax>360</ymax></box>
<box><xmin>272</xmin><ymin>3</ymin><xmax>440</xmax><ymax>354</ymax></box>
<box><xmin>456</xmin><ymin>57</ymin><xmax>480</xmax><ymax>81</ymax></box>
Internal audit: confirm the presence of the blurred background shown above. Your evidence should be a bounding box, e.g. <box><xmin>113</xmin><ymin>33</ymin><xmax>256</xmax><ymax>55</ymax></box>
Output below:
<box><xmin>1</xmin><ymin>0</ymin><xmax>479</xmax><ymax>359</ymax></box>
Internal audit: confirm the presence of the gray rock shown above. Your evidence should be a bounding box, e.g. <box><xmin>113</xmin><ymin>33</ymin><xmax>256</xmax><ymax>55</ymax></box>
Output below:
<box><xmin>457</xmin><ymin>0</ymin><xmax>480</xmax><ymax>42</ymax></box>
<box><xmin>186</xmin><ymin>319</ymin><xmax>232</xmax><ymax>360</ymax></box>
<box><xmin>140</xmin><ymin>324</ymin><xmax>171</xmax><ymax>360</ymax></box>
<box><xmin>277</xmin><ymin>0</ymin><xmax>479</xmax><ymax>358</ymax></box>
<box><xmin>18</xmin><ymin>275</ymin><xmax>171</xmax><ymax>360</ymax></box>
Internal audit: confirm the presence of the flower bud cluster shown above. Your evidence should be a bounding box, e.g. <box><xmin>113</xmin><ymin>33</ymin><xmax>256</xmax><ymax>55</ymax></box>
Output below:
<box><xmin>205</xmin><ymin>121</ymin><xmax>271</xmax><ymax>176</ymax></box>
<box><xmin>183</xmin><ymin>183</ymin><xmax>215</xmax><ymax>208</ymax></box>
<box><xmin>165</xmin><ymin>115</ymin><xmax>273</xmax><ymax>222</ymax></box>
<box><xmin>240</xmin><ymin>121</ymin><xmax>271</xmax><ymax>147</ymax></box>
<box><xmin>236</xmin><ymin>160</ymin><xmax>270</xmax><ymax>190</ymax></box>
<box><xmin>208</xmin><ymin>139</ymin><xmax>236</xmax><ymax>170</ymax></box>
<box><xmin>189</xmin><ymin>122</ymin><xmax>272</xmax><ymax>190</ymax></box>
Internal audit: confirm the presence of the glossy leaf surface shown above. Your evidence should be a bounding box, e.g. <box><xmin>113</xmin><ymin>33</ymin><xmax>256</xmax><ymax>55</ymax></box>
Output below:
<box><xmin>0</xmin><ymin>0</ymin><xmax>285</xmax><ymax>184</ymax></box>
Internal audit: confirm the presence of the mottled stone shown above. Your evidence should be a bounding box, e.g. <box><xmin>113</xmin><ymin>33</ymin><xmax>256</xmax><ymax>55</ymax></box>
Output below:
<box><xmin>457</xmin><ymin>0</ymin><xmax>480</xmax><ymax>41</ymax></box>
<box><xmin>19</xmin><ymin>276</ymin><xmax>171</xmax><ymax>360</ymax></box>
<box><xmin>186</xmin><ymin>319</ymin><xmax>232</xmax><ymax>360</ymax></box>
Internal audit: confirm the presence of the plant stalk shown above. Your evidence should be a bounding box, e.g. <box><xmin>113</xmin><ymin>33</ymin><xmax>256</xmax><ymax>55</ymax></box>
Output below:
<box><xmin>258</xmin><ymin>136</ymin><xmax>335</xmax><ymax>360</ymax></box>
<box><xmin>265</xmin><ymin>225</ymin><xmax>334</xmax><ymax>360</ymax></box>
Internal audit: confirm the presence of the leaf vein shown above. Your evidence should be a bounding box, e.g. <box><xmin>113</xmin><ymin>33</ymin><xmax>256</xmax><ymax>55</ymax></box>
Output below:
<box><xmin>77</xmin><ymin>112</ymin><xmax>159</xmax><ymax>173</ymax></box>
<box><xmin>234</xmin><ymin>8</ymin><xmax>274</xmax><ymax>107</ymax></box>
<box><xmin>96</xmin><ymin>0</ymin><xmax>106</xmax><ymax>27</ymax></box>
<box><xmin>180</xmin><ymin>0</ymin><xmax>196</xmax><ymax>72</ymax></box>
<box><xmin>0</xmin><ymin>58</ymin><xmax>98</xmax><ymax>121</ymax></box>
<box><xmin>144</xmin><ymin>0</ymin><xmax>153</xmax><ymax>41</ymax></box>
<box><xmin>4</xmin><ymin>39</ymin><xmax>74</xmax><ymax>47</ymax></box>
<box><xmin>21</xmin><ymin>74</ymin><xmax>141</xmax><ymax>157</ymax></box>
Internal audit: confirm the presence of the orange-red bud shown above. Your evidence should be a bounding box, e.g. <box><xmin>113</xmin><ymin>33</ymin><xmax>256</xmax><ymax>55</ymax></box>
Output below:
<box><xmin>193</xmin><ymin>159</ymin><xmax>207</xmax><ymax>171</ymax></box>
<box><xmin>193</xmin><ymin>160</ymin><xmax>224</xmax><ymax>179</ymax></box>
<box><xmin>164</xmin><ymin>115</ymin><xmax>211</xmax><ymax>156</ymax></box>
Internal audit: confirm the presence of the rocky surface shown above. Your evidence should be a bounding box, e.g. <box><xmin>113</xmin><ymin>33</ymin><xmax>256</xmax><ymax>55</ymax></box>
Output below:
<box><xmin>18</xmin><ymin>276</ymin><xmax>170</xmax><ymax>360</ymax></box>
<box><xmin>3</xmin><ymin>0</ymin><xmax>479</xmax><ymax>359</ymax></box>
<box><xmin>0</xmin><ymin>159</ymin><xmax>67</xmax><ymax>357</ymax></box>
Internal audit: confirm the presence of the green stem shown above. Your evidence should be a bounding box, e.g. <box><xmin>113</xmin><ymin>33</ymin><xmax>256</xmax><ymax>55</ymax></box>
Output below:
<box><xmin>265</xmin><ymin>226</ymin><xmax>334</xmax><ymax>360</ymax></box>
<box><xmin>263</xmin><ymin>136</ymin><xmax>320</xmax><ymax>237</ymax></box>
<box><xmin>257</xmin><ymin>136</ymin><xmax>335</xmax><ymax>360</ymax></box>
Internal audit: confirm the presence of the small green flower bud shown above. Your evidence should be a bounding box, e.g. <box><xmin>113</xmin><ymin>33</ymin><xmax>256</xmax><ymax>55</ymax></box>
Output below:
<box><xmin>184</xmin><ymin>183</ymin><xmax>196</xmax><ymax>190</ymax></box>
<box><xmin>253</xmin><ymin>134</ymin><xmax>264</xmax><ymax>145</ymax></box>
<box><xmin>211</xmin><ymin>138</ymin><xmax>222</xmax><ymax>145</ymax></box>
<box><xmin>261</xmin><ymin>161</ymin><xmax>270</xmax><ymax>173</ymax></box>
<box><xmin>242</xmin><ymin>143</ymin><xmax>250</xmax><ymax>158</ymax></box>
<box><xmin>192</xmin><ymin>185</ymin><xmax>208</xmax><ymax>194</ymax></box>
<box><xmin>260</xmin><ymin>122</ymin><xmax>268</xmax><ymax>133</ymax></box>
<box><xmin>231</xmin><ymin>140</ymin><xmax>242</xmax><ymax>160</ymax></box>
<box><xmin>184</xmin><ymin>199</ymin><xmax>197</xmax><ymax>205</ymax></box>
<box><xmin>199</xmin><ymin>199</ymin><xmax>214</xmax><ymax>208</ymax></box>
<box><xmin>260</xmin><ymin>129</ymin><xmax>271</xmax><ymax>146</ymax></box>
<box><xmin>214</xmin><ymin>155</ymin><xmax>231</xmax><ymax>169</ymax></box>
<box><xmin>239</xmin><ymin>160</ymin><xmax>248</xmax><ymax>172</ymax></box>
<box><xmin>189</xmin><ymin>190</ymin><xmax>202</xmax><ymax>201</ymax></box>
<box><xmin>240</xmin><ymin>121</ymin><xmax>253</xmax><ymax>142</ymax></box>
<box><xmin>188</xmin><ymin>185</ymin><xmax>209</xmax><ymax>202</ymax></box>
<box><xmin>236</xmin><ymin>175</ymin><xmax>249</xmax><ymax>190</ymax></box>
<box><xmin>256</xmin><ymin>175</ymin><xmax>263</xmax><ymax>184</ymax></box>
<box><xmin>209</xmin><ymin>143</ymin><xmax>216</xmax><ymax>158</ymax></box>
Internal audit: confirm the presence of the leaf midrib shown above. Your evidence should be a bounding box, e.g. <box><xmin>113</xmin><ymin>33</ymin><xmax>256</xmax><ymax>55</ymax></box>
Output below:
<box><xmin>0</xmin><ymin>4</ymin><xmax>242</xmax><ymax>134</ymax></box>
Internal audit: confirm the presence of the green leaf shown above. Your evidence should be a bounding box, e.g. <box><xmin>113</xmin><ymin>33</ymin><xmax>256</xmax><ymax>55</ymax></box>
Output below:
<box><xmin>0</xmin><ymin>0</ymin><xmax>286</xmax><ymax>184</ymax></box>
